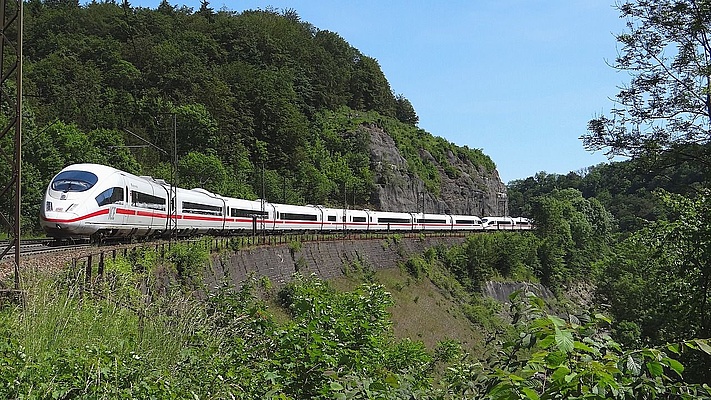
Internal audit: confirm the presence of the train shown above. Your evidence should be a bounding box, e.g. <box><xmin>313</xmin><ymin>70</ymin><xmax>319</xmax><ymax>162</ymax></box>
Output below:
<box><xmin>40</xmin><ymin>163</ymin><xmax>532</xmax><ymax>241</ymax></box>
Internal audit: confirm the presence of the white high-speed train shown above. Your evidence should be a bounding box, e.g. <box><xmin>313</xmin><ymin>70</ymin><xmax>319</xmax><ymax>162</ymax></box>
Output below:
<box><xmin>40</xmin><ymin>163</ymin><xmax>532</xmax><ymax>240</ymax></box>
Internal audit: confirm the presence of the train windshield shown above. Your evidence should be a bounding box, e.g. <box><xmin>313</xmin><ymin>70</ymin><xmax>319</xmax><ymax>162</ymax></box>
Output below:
<box><xmin>51</xmin><ymin>170</ymin><xmax>99</xmax><ymax>192</ymax></box>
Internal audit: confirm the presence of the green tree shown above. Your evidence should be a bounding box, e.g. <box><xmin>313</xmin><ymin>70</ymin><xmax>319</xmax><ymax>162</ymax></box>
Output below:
<box><xmin>583</xmin><ymin>0</ymin><xmax>711</xmax><ymax>176</ymax></box>
<box><xmin>349</xmin><ymin>56</ymin><xmax>397</xmax><ymax>117</ymax></box>
<box><xmin>443</xmin><ymin>292</ymin><xmax>711</xmax><ymax>398</ymax></box>
<box><xmin>530</xmin><ymin>189</ymin><xmax>614</xmax><ymax>288</ymax></box>
<box><xmin>395</xmin><ymin>94</ymin><xmax>419</xmax><ymax>126</ymax></box>
<box><xmin>596</xmin><ymin>190</ymin><xmax>711</xmax><ymax>381</ymax></box>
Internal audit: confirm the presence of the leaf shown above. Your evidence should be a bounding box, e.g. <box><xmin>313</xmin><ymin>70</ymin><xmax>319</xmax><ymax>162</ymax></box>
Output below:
<box><xmin>662</xmin><ymin>357</ymin><xmax>684</xmax><ymax>377</ymax></box>
<box><xmin>521</xmin><ymin>387</ymin><xmax>540</xmax><ymax>400</ymax></box>
<box><xmin>538</xmin><ymin>335</ymin><xmax>555</xmax><ymax>349</ymax></box>
<box><xmin>666</xmin><ymin>343</ymin><xmax>680</xmax><ymax>355</ymax></box>
<box><xmin>330</xmin><ymin>382</ymin><xmax>344</xmax><ymax>391</ymax></box>
<box><xmin>564</xmin><ymin>372</ymin><xmax>578</xmax><ymax>383</ymax></box>
<box><xmin>573</xmin><ymin>341</ymin><xmax>596</xmax><ymax>354</ymax></box>
<box><xmin>384</xmin><ymin>373</ymin><xmax>400</xmax><ymax>388</ymax></box>
<box><xmin>551</xmin><ymin>366</ymin><xmax>571</xmax><ymax>382</ymax></box>
<box><xmin>594</xmin><ymin>313</ymin><xmax>612</xmax><ymax>324</ymax></box>
<box><xmin>545</xmin><ymin>351</ymin><xmax>567</xmax><ymax>368</ymax></box>
<box><xmin>554</xmin><ymin>327</ymin><xmax>574</xmax><ymax>353</ymax></box>
<box><xmin>626</xmin><ymin>354</ymin><xmax>641</xmax><ymax>375</ymax></box>
<box><xmin>646</xmin><ymin>361</ymin><xmax>663</xmax><ymax>377</ymax></box>
<box><xmin>548</xmin><ymin>314</ymin><xmax>567</xmax><ymax>327</ymax></box>
<box><xmin>694</xmin><ymin>339</ymin><xmax>711</xmax><ymax>355</ymax></box>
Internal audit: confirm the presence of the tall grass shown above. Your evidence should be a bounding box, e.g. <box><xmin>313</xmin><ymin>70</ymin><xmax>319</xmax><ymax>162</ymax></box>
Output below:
<box><xmin>2</xmin><ymin>247</ymin><xmax>213</xmax><ymax>377</ymax></box>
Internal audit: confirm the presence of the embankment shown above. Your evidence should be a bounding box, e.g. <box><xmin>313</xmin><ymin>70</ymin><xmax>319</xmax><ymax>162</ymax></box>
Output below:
<box><xmin>205</xmin><ymin>235</ymin><xmax>467</xmax><ymax>289</ymax></box>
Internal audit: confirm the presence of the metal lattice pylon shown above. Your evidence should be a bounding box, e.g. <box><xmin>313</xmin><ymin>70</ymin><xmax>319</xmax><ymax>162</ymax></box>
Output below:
<box><xmin>0</xmin><ymin>0</ymin><xmax>22</xmax><ymax>292</ymax></box>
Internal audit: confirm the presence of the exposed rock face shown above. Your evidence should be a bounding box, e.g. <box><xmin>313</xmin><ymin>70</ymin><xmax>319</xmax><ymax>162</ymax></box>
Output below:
<box><xmin>482</xmin><ymin>281</ymin><xmax>554</xmax><ymax>304</ymax></box>
<box><xmin>367</xmin><ymin>125</ymin><xmax>508</xmax><ymax>216</ymax></box>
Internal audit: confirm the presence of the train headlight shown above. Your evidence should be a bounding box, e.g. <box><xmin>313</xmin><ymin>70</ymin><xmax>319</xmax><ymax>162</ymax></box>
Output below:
<box><xmin>66</xmin><ymin>203</ymin><xmax>77</xmax><ymax>212</ymax></box>
<box><xmin>45</xmin><ymin>201</ymin><xmax>53</xmax><ymax>212</ymax></box>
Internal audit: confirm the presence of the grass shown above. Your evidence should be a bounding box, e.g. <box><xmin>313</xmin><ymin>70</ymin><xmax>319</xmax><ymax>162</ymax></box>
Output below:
<box><xmin>331</xmin><ymin>264</ymin><xmax>488</xmax><ymax>357</ymax></box>
<box><xmin>2</xmin><ymin>257</ymin><xmax>210</xmax><ymax>378</ymax></box>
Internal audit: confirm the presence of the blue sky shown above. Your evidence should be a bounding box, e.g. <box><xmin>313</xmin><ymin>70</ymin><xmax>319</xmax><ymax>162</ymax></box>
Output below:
<box><xmin>133</xmin><ymin>0</ymin><xmax>628</xmax><ymax>183</ymax></box>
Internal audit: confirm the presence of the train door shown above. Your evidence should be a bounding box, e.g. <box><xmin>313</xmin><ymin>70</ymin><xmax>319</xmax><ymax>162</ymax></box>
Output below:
<box><xmin>157</xmin><ymin>183</ymin><xmax>173</xmax><ymax>234</ymax></box>
<box><xmin>101</xmin><ymin>173</ymin><xmax>128</xmax><ymax>230</ymax></box>
<box><xmin>261</xmin><ymin>202</ymin><xmax>276</xmax><ymax>232</ymax></box>
<box><xmin>128</xmin><ymin>179</ymin><xmax>167</xmax><ymax>234</ymax></box>
<box><xmin>313</xmin><ymin>206</ymin><xmax>325</xmax><ymax>231</ymax></box>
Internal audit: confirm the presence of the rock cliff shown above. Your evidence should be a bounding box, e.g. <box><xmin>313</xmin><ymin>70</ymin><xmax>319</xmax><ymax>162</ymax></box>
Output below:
<box><xmin>367</xmin><ymin>124</ymin><xmax>508</xmax><ymax>216</ymax></box>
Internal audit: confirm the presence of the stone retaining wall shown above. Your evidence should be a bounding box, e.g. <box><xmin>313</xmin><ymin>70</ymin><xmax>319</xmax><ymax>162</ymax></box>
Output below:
<box><xmin>205</xmin><ymin>236</ymin><xmax>467</xmax><ymax>289</ymax></box>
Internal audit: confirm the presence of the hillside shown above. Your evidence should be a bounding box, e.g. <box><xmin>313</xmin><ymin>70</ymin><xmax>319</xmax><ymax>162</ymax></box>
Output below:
<box><xmin>9</xmin><ymin>2</ymin><xmax>505</xmax><ymax>233</ymax></box>
<box><xmin>507</xmin><ymin>148</ymin><xmax>708</xmax><ymax>232</ymax></box>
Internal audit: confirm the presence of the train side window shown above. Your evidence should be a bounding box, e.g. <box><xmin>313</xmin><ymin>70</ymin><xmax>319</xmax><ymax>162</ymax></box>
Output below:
<box><xmin>182</xmin><ymin>201</ymin><xmax>223</xmax><ymax>216</ymax></box>
<box><xmin>280</xmin><ymin>212</ymin><xmax>318</xmax><ymax>221</ymax></box>
<box><xmin>379</xmin><ymin>217</ymin><xmax>410</xmax><ymax>224</ymax></box>
<box><xmin>231</xmin><ymin>208</ymin><xmax>267</xmax><ymax>218</ymax></box>
<box><xmin>95</xmin><ymin>187</ymin><xmax>124</xmax><ymax>207</ymax></box>
<box><xmin>131</xmin><ymin>191</ymin><xmax>166</xmax><ymax>211</ymax></box>
<box><xmin>328</xmin><ymin>215</ymin><xmax>337</xmax><ymax>222</ymax></box>
<box><xmin>417</xmin><ymin>218</ymin><xmax>446</xmax><ymax>224</ymax></box>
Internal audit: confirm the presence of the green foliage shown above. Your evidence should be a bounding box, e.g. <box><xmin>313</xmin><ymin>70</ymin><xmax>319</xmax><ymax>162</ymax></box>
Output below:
<box><xmin>583</xmin><ymin>0</ymin><xmax>711</xmax><ymax>168</ymax></box>
<box><xmin>507</xmin><ymin>159</ymin><xmax>701</xmax><ymax>232</ymax></box>
<box><xmin>403</xmin><ymin>255</ymin><xmax>429</xmax><ymax>279</ymax></box>
<box><xmin>530</xmin><ymin>188</ymin><xmax>614</xmax><ymax>288</ymax></box>
<box><xmin>395</xmin><ymin>93</ymin><xmax>419</xmax><ymax>126</ymax></box>
<box><xmin>165</xmin><ymin>240</ymin><xmax>210</xmax><ymax>280</ymax></box>
<box><xmin>442</xmin><ymin>232</ymin><xmax>540</xmax><ymax>291</ymax></box>
<box><xmin>441</xmin><ymin>292</ymin><xmax>711</xmax><ymax>399</ymax></box>
<box><xmin>379</xmin><ymin>116</ymin><xmax>496</xmax><ymax>195</ymax></box>
<box><xmin>5</xmin><ymin>2</ymin><xmax>499</xmax><ymax>234</ymax></box>
<box><xmin>4</xmin><ymin>248</ymin><xmax>711</xmax><ymax>398</ymax></box>
<box><xmin>598</xmin><ymin>189</ymin><xmax>711</xmax><ymax>381</ymax></box>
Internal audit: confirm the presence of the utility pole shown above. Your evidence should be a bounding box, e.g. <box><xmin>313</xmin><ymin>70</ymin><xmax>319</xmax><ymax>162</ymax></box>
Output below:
<box><xmin>261</xmin><ymin>162</ymin><xmax>265</xmax><ymax>232</ymax></box>
<box><xmin>170</xmin><ymin>114</ymin><xmax>177</xmax><ymax>241</ymax></box>
<box><xmin>0</xmin><ymin>0</ymin><xmax>23</xmax><ymax>295</ymax></box>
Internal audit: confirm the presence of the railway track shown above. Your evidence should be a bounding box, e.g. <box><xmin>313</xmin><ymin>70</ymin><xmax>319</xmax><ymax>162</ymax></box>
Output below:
<box><xmin>0</xmin><ymin>239</ymin><xmax>92</xmax><ymax>261</ymax></box>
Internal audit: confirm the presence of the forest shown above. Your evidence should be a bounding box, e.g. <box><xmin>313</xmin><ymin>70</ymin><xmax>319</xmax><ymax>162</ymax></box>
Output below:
<box><xmin>1</xmin><ymin>0</ymin><xmax>495</xmax><ymax>236</ymax></box>
<box><xmin>3</xmin><ymin>0</ymin><xmax>711</xmax><ymax>398</ymax></box>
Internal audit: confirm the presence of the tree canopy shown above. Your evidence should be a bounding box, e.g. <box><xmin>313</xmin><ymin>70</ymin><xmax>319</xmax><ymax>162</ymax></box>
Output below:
<box><xmin>3</xmin><ymin>1</ymin><xmax>504</xmax><ymax>233</ymax></box>
<box><xmin>583</xmin><ymin>0</ymin><xmax>711</xmax><ymax>176</ymax></box>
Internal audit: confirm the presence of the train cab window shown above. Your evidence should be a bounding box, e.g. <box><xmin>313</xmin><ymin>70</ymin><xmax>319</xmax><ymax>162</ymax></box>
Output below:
<box><xmin>131</xmin><ymin>191</ymin><xmax>166</xmax><ymax>211</ymax></box>
<box><xmin>95</xmin><ymin>187</ymin><xmax>124</xmax><ymax>207</ymax></box>
<box><xmin>51</xmin><ymin>170</ymin><xmax>98</xmax><ymax>192</ymax></box>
